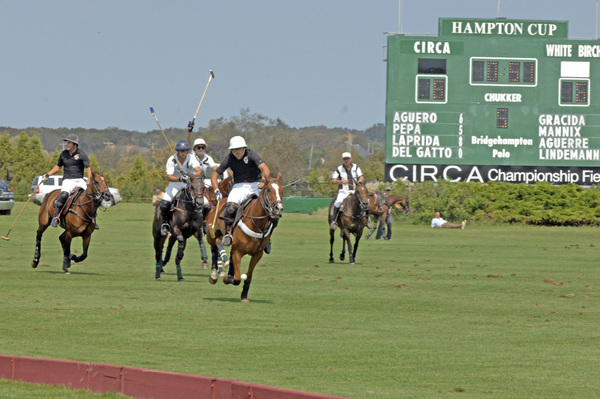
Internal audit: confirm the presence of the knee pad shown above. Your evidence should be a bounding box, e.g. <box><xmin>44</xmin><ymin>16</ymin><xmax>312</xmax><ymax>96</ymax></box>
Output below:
<box><xmin>224</xmin><ymin>203</ymin><xmax>239</xmax><ymax>219</ymax></box>
<box><xmin>159</xmin><ymin>200</ymin><xmax>171</xmax><ymax>214</ymax></box>
<box><xmin>54</xmin><ymin>191</ymin><xmax>68</xmax><ymax>207</ymax></box>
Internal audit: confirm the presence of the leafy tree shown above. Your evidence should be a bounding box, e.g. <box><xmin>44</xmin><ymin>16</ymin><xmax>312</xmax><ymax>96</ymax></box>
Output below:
<box><xmin>0</xmin><ymin>133</ymin><xmax>14</xmax><ymax>174</ymax></box>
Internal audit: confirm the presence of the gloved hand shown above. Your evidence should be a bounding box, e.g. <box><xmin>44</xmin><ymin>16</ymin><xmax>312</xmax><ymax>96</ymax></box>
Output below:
<box><xmin>180</xmin><ymin>175</ymin><xmax>191</xmax><ymax>184</ymax></box>
<box><xmin>214</xmin><ymin>189</ymin><xmax>222</xmax><ymax>201</ymax></box>
<box><xmin>42</xmin><ymin>173</ymin><xmax>49</xmax><ymax>181</ymax></box>
<box><xmin>187</xmin><ymin>121</ymin><xmax>194</xmax><ymax>133</ymax></box>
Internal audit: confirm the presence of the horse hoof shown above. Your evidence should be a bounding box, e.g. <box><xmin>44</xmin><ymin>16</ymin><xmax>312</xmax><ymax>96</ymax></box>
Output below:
<box><xmin>64</xmin><ymin>271</ymin><xmax>71</xmax><ymax>275</ymax></box>
<box><xmin>178</xmin><ymin>278</ymin><xmax>185</xmax><ymax>282</ymax></box>
<box><xmin>219</xmin><ymin>272</ymin><xmax>226</xmax><ymax>279</ymax></box>
<box><xmin>208</xmin><ymin>277</ymin><xmax>217</xmax><ymax>285</ymax></box>
<box><xmin>329</xmin><ymin>259</ymin><xmax>334</xmax><ymax>264</ymax></box>
<box><xmin>31</xmin><ymin>261</ymin><xmax>38</xmax><ymax>269</ymax></box>
<box><xmin>241</xmin><ymin>298</ymin><xmax>250</xmax><ymax>303</ymax></box>
<box><xmin>202</xmin><ymin>262</ymin><xmax>209</xmax><ymax>270</ymax></box>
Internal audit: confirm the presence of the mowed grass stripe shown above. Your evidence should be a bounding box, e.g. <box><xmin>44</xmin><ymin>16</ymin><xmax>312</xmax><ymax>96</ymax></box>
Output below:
<box><xmin>0</xmin><ymin>203</ymin><xmax>598</xmax><ymax>398</ymax></box>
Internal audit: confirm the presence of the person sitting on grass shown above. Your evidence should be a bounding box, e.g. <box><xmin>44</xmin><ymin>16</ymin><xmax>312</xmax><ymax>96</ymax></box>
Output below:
<box><xmin>431</xmin><ymin>212</ymin><xmax>466</xmax><ymax>229</ymax></box>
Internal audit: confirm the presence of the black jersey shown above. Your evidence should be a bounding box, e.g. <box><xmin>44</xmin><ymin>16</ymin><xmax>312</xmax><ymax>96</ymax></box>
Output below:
<box><xmin>57</xmin><ymin>148</ymin><xmax>90</xmax><ymax>179</ymax></box>
<box><xmin>216</xmin><ymin>149</ymin><xmax>263</xmax><ymax>183</ymax></box>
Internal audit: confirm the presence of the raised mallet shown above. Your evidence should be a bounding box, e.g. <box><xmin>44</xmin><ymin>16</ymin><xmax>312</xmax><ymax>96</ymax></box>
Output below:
<box><xmin>150</xmin><ymin>106</ymin><xmax>185</xmax><ymax>172</ymax></box>
<box><xmin>187</xmin><ymin>70</ymin><xmax>215</xmax><ymax>133</ymax></box>
<box><xmin>1</xmin><ymin>178</ymin><xmax>46</xmax><ymax>241</ymax></box>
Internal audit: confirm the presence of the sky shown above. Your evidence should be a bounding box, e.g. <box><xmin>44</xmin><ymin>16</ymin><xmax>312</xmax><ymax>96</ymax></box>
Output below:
<box><xmin>1</xmin><ymin>0</ymin><xmax>598</xmax><ymax>133</ymax></box>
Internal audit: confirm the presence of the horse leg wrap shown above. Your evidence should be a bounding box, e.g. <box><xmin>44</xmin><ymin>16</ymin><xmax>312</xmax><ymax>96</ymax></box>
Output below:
<box><xmin>32</xmin><ymin>239</ymin><xmax>41</xmax><ymax>266</ymax></box>
<box><xmin>62</xmin><ymin>256</ymin><xmax>71</xmax><ymax>273</ymax></box>
<box><xmin>199</xmin><ymin>239</ymin><xmax>208</xmax><ymax>262</ymax></box>
<box><xmin>176</xmin><ymin>265</ymin><xmax>184</xmax><ymax>281</ymax></box>
<box><xmin>155</xmin><ymin>263</ymin><xmax>162</xmax><ymax>280</ymax></box>
<box><xmin>241</xmin><ymin>280</ymin><xmax>251</xmax><ymax>300</ymax></box>
<box><xmin>164</xmin><ymin>246</ymin><xmax>172</xmax><ymax>265</ymax></box>
<box><xmin>218</xmin><ymin>246</ymin><xmax>229</xmax><ymax>271</ymax></box>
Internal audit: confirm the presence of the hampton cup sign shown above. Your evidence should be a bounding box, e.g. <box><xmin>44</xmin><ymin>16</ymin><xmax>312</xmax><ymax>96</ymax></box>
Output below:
<box><xmin>385</xmin><ymin>18</ymin><xmax>600</xmax><ymax>185</ymax></box>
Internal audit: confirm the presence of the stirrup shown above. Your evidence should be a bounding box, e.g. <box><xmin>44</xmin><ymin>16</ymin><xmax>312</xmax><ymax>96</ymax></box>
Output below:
<box><xmin>160</xmin><ymin>223</ymin><xmax>170</xmax><ymax>236</ymax></box>
<box><xmin>264</xmin><ymin>240</ymin><xmax>271</xmax><ymax>254</ymax></box>
<box><xmin>51</xmin><ymin>217</ymin><xmax>59</xmax><ymax>227</ymax></box>
<box><xmin>330</xmin><ymin>221</ymin><xmax>337</xmax><ymax>230</ymax></box>
<box><xmin>222</xmin><ymin>234</ymin><xmax>233</xmax><ymax>247</ymax></box>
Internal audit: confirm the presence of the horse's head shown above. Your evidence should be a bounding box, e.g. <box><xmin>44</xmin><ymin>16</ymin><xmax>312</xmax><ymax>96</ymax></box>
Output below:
<box><xmin>189</xmin><ymin>175</ymin><xmax>205</xmax><ymax>206</ymax></box>
<box><xmin>219</xmin><ymin>176</ymin><xmax>233</xmax><ymax>196</ymax></box>
<box><xmin>90</xmin><ymin>171</ymin><xmax>112</xmax><ymax>203</ymax></box>
<box><xmin>354</xmin><ymin>182</ymin><xmax>370</xmax><ymax>213</ymax></box>
<box><xmin>391</xmin><ymin>194</ymin><xmax>409</xmax><ymax>213</ymax></box>
<box><xmin>261</xmin><ymin>172</ymin><xmax>284</xmax><ymax>220</ymax></box>
<box><xmin>400</xmin><ymin>195</ymin><xmax>409</xmax><ymax>212</ymax></box>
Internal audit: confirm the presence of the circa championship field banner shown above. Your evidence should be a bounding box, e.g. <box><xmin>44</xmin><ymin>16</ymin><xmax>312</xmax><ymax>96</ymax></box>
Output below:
<box><xmin>385</xmin><ymin>17</ymin><xmax>600</xmax><ymax>185</ymax></box>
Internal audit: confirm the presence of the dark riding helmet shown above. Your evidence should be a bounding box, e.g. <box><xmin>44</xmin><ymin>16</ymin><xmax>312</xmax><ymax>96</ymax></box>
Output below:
<box><xmin>175</xmin><ymin>140</ymin><xmax>190</xmax><ymax>151</ymax></box>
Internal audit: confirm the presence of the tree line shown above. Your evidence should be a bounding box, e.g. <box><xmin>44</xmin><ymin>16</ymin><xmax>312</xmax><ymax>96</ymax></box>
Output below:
<box><xmin>1</xmin><ymin>110</ymin><xmax>387</xmax><ymax>201</ymax></box>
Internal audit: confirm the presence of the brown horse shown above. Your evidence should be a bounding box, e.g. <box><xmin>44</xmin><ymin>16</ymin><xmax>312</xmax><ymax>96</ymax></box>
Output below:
<box><xmin>31</xmin><ymin>171</ymin><xmax>112</xmax><ymax>274</ymax></box>
<box><xmin>328</xmin><ymin>182</ymin><xmax>370</xmax><ymax>264</ymax></box>
<box><xmin>152</xmin><ymin>175</ymin><xmax>205</xmax><ymax>281</ymax></box>
<box><xmin>365</xmin><ymin>193</ymin><xmax>409</xmax><ymax>239</ymax></box>
<box><xmin>209</xmin><ymin>173</ymin><xmax>284</xmax><ymax>302</ymax></box>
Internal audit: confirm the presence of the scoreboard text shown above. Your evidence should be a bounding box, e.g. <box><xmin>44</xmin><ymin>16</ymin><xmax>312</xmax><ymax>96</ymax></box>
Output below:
<box><xmin>385</xmin><ymin>18</ymin><xmax>600</xmax><ymax>184</ymax></box>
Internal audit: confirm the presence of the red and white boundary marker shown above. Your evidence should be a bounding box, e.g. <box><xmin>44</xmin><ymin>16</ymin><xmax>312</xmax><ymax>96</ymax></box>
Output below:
<box><xmin>0</xmin><ymin>354</ymin><xmax>348</xmax><ymax>399</ymax></box>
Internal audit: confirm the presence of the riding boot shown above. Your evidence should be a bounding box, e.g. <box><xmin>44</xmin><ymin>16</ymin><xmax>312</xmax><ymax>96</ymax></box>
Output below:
<box><xmin>159</xmin><ymin>200</ymin><xmax>172</xmax><ymax>236</ymax></box>
<box><xmin>330</xmin><ymin>206</ymin><xmax>340</xmax><ymax>230</ymax></box>
<box><xmin>222</xmin><ymin>203</ymin><xmax>238</xmax><ymax>247</ymax></box>
<box><xmin>51</xmin><ymin>191</ymin><xmax>68</xmax><ymax>227</ymax></box>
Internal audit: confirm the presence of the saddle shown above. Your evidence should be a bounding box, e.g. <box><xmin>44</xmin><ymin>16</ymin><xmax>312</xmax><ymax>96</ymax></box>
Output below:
<box><xmin>216</xmin><ymin>194</ymin><xmax>257</xmax><ymax>232</ymax></box>
<box><xmin>59</xmin><ymin>188</ymin><xmax>85</xmax><ymax>218</ymax></box>
<box><xmin>373</xmin><ymin>192</ymin><xmax>386</xmax><ymax>213</ymax></box>
<box><xmin>233</xmin><ymin>195</ymin><xmax>257</xmax><ymax>228</ymax></box>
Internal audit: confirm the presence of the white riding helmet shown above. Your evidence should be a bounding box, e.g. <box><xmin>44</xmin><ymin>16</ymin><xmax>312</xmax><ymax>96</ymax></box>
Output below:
<box><xmin>193</xmin><ymin>138</ymin><xmax>206</xmax><ymax>147</ymax></box>
<box><xmin>229</xmin><ymin>136</ymin><xmax>247</xmax><ymax>149</ymax></box>
<box><xmin>342</xmin><ymin>152</ymin><xmax>352</xmax><ymax>159</ymax></box>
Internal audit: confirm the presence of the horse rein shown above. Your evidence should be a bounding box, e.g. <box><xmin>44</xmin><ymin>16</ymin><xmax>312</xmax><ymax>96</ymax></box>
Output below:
<box><xmin>341</xmin><ymin>188</ymin><xmax>369</xmax><ymax>221</ymax></box>
<box><xmin>69</xmin><ymin>175</ymin><xmax>109</xmax><ymax>223</ymax></box>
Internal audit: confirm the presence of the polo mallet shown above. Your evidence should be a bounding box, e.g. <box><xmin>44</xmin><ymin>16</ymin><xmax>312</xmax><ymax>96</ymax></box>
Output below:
<box><xmin>1</xmin><ymin>178</ymin><xmax>45</xmax><ymax>241</ymax></box>
<box><xmin>209</xmin><ymin>198</ymin><xmax>222</xmax><ymax>239</ymax></box>
<box><xmin>150</xmin><ymin>107</ymin><xmax>186</xmax><ymax>173</ymax></box>
<box><xmin>187</xmin><ymin>70</ymin><xmax>215</xmax><ymax>133</ymax></box>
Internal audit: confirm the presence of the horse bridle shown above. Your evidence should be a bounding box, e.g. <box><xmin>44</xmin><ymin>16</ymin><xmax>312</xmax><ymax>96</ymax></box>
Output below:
<box><xmin>89</xmin><ymin>175</ymin><xmax>112</xmax><ymax>203</ymax></box>
<box><xmin>175</xmin><ymin>176</ymin><xmax>204</xmax><ymax>210</ymax></box>
<box><xmin>260</xmin><ymin>180</ymin><xmax>283</xmax><ymax>220</ymax></box>
<box><xmin>354</xmin><ymin>186</ymin><xmax>370</xmax><ymax>214</ymax></box>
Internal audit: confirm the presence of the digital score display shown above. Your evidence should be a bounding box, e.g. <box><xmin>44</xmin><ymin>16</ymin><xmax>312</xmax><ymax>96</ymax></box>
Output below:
<box><xmin>385</xmin><ymin>17</ymin><xmax>600</xmax><ymax>185</ymax></box>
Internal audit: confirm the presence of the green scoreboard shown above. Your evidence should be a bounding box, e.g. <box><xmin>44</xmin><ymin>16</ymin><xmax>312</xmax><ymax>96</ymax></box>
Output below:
<box><xmin>385</xmin><ymin>17</ymin><xmax>600</xmax><ymax>184</ymax></box>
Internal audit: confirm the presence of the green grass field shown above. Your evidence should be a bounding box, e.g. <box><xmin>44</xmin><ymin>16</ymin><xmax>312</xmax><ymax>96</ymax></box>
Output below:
<box><xmin>0</xmin><ymin>202</ymin><xmax>599</xmax><ymax>398</ymax></box>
